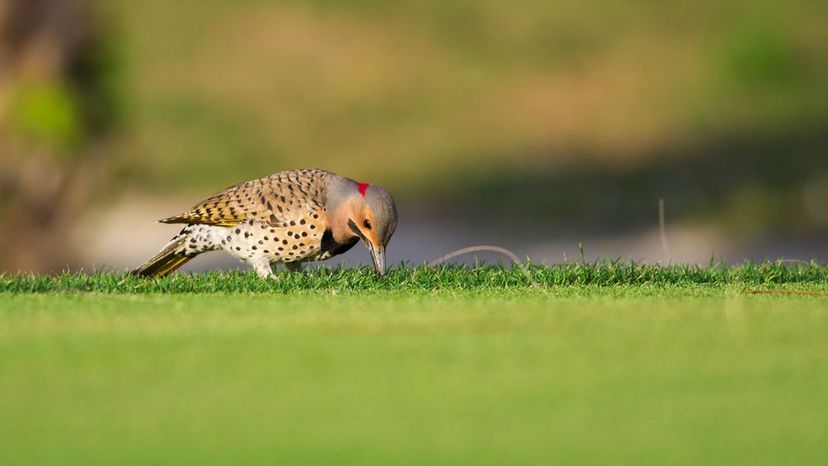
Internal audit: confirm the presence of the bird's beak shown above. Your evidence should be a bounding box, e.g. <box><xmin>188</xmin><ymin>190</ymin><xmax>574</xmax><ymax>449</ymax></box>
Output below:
<box><xmin>348</xmin><ymin>218</ymin><xmax>386</xmax><ymax>276</ymax></box>
<box><xmin>367</xmin><ymin>243</ymin><xmax>386</xmax><ymax>276</ymax></box>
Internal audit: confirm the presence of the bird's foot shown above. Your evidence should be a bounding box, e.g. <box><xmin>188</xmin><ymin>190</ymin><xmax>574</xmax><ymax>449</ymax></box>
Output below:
<box><xmin>248</xmin><ymin>257</ymin><xmax>275</xmax><ymax>279</ymax></box>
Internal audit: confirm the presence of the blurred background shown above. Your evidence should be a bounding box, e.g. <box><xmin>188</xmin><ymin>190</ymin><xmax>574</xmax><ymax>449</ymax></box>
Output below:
<box><xmin>1</xmin><ymin>0</ymin><xmax>826</xmax><ymax>273</ymax></box>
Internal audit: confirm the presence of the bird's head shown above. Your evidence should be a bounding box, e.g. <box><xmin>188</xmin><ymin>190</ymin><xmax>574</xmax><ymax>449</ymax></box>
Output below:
<box><xmin>327</xmin><ymin>177</ymin><xmax>398</xmax><ymax>276</ymax></box>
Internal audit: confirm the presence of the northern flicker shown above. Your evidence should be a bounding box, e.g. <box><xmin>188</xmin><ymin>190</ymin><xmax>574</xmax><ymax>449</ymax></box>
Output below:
<box><xmin>132</xmin><ymin>169</ymin><xmax>398</xmax><ymax>278</ymax></box>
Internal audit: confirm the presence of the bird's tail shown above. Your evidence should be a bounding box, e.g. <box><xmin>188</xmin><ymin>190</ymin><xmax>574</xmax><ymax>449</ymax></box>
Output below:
<box><xmin>131</xmin><ymin>236</ymin><xmax>192</xmax><ymax>278</ymax></box>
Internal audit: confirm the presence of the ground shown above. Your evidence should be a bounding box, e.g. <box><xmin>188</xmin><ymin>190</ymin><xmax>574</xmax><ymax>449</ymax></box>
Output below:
<box><xmin>1</xmin><ymin>265</ymin><xmax>827</xmax><ymax>465</ymax></box>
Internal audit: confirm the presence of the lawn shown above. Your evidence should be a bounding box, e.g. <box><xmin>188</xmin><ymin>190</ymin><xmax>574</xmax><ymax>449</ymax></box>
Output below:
<box><xmin>1</xmin><ymin>265</ymin><xmax>827</xmax><ymax>465</ymax></box>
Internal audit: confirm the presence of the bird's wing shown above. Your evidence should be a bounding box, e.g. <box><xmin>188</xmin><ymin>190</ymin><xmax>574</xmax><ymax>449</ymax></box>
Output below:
<box><xmin>159</xmin><ymin>169</ymin><xmax>330</xmax><ymax>227</ymax></box>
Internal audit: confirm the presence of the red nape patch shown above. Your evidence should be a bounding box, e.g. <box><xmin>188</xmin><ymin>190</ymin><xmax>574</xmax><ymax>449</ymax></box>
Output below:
<box><xmin>357</xmin><ymin>182</ymin><xmax>370</xmax><ymax>197</ymax></box>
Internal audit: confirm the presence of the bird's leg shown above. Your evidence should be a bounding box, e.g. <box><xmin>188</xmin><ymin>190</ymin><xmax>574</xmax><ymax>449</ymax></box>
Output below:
<box><xmin>285</xmin><ymin>262</ymin><xmax>304</xmax><ymax>273</ymax></box>
<box><xmin>248</xmin><ymin>256</ymin><xmax>275</xmax><ymax>279</ymax></box>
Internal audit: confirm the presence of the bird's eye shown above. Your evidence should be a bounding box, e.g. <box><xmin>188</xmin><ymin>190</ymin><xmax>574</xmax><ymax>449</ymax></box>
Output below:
<box><xmin>363</xmin><ymin>219</ymin><xmax>372</xmax><ymax>229</ymax></box>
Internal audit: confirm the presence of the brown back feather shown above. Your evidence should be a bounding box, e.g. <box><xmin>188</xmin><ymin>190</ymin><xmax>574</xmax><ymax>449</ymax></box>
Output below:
<box><xmin>160</xmin><ymin>169</ymin><xmax>331</xmax><ymax>226</ymax></box>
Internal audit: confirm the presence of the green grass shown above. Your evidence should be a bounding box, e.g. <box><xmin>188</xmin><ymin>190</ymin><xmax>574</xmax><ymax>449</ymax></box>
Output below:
<box><xmin>2</xmin><ymin>264</ymin><xmax>827</xmax><ymax>465</ymax></box>
<box><xmin>2</xmin><ymin>262</ymin><xmax>828</xmax><ymax>294</ymax></box>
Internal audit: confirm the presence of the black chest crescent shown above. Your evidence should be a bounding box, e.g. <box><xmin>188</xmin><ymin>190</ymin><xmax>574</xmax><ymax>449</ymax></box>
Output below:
<box><xmin>320</xmin><ymin>228</ymin><xmax>359</xmax><ymax>257</ymax></box>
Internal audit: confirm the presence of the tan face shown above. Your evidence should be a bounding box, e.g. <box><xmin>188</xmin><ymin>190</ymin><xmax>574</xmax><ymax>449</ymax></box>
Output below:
<box><xmin>353</xmin><ymin>206</ymin><xmax>382</xmax><ymax>253</ymax></box>
<box><xmin>328</xmin><ymin>197</ymin><xmax>387</xmax><ymax>275</ymax></box>
<box><xmin>347</xmin><ymin>202</ymin><xmax>386</xmax><ymax>275</ymax></box>
<box><xmin>327</xmin><ymin>180</ymin><xmax>397</xmax><ymax>276</ymax></box>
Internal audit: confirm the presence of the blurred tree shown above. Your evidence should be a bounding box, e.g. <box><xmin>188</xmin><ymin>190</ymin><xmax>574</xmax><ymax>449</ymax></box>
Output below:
<box><xmin>0</xmin><ymin>0</ymin><xmax>118</xmax><ymax>272</ymax></box>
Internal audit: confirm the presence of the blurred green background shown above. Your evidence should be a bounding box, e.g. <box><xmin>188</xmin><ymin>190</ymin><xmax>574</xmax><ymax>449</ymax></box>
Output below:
<box><xmin>1</xmin><ymin>0</ymin><xmax>827</xmax><ymax>272</ymax></box>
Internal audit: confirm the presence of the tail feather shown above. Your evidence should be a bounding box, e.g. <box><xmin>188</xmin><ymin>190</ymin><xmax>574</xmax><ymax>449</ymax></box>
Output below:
<box><xmin>131</xmin><ymin>237</ymin><xmax>193</xmax><ymax>278</ymax></box>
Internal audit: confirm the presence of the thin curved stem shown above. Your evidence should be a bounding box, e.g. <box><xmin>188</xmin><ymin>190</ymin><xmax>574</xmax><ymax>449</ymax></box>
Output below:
<box><xmin>428</xmin><ymin>245</ymin><xmax>541</xmax><ymax>288</ymax></box>
<box><xmin>428</xmin><ymin>245</ymin><xmax>522</xmax><ymax>267</ymax></box>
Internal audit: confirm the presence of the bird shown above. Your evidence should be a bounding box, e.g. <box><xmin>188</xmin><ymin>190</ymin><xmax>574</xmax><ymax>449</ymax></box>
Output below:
<box><xmin>132</xmin><ymin>168</ymin><xmax>398</xmax><ymax>279</ymax></box>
